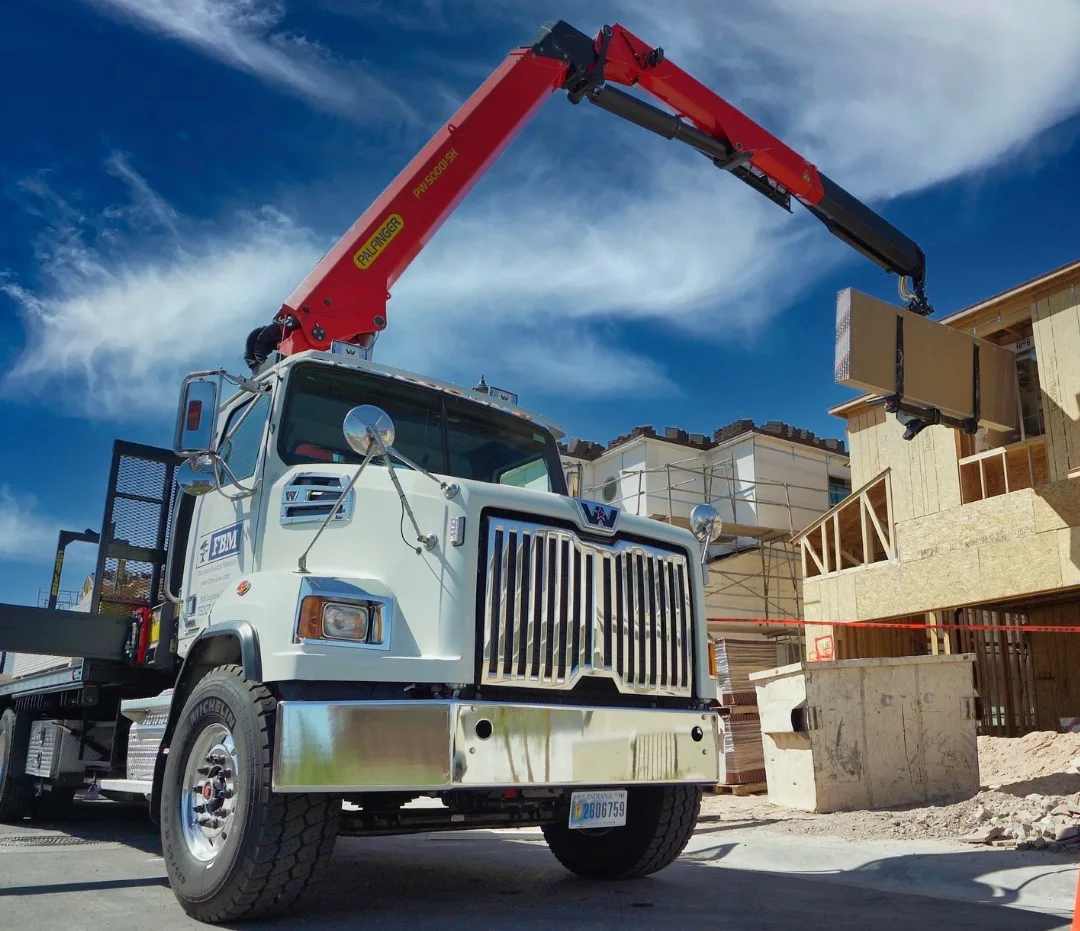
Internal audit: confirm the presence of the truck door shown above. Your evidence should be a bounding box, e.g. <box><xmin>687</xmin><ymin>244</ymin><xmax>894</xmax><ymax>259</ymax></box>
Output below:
<box><xmin>178</xmin><ymin>390</ymin><xmax>272</xmax><ymax>647</ymax></box>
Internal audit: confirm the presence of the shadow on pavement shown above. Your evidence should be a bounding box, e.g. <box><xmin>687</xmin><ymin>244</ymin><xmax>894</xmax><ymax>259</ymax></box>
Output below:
<box><xmin>2</xmin><ymin>798</ymin><xmax>1072</xmax><ymax>930</ymax></box>
<box><xmin>19</xmin><ymin>798</ymin><xmax>161</xmax><ymax>855</ymax></box>
<box><xmin>2</xmin><ymin>877</ymin><xmax>170</xmax><ymax>896</ymax></box>
<box><xmin>252</xmin><ymin>832</ymin><xmax>1072</xmax><ymax>931</ymax></box>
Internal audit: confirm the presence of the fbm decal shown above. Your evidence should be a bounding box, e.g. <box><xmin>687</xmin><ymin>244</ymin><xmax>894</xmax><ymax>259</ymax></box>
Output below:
<box><xmin>199</xmin><ymin>522</ymin><xmax>242</xmax><ymax>566</ymax></box>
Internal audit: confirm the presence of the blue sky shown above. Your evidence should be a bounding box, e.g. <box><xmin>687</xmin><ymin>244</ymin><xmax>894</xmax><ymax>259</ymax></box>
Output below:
<box><xmin>2</xmin><ymin>0</ymin><xmax>1080</xmax><ymax>608</ymax></box>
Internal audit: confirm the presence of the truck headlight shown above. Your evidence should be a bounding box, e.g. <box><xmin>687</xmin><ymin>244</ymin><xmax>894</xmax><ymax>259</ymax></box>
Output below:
<box><xmin>298</xmin><ymin>596</ymin><xmax>386</xmax><ymax>645</ymax></box>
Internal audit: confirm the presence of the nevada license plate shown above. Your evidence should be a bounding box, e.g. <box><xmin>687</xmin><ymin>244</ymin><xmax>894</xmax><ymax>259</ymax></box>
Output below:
<box><xmin>568</xmin><ymin>790</ymin><xmax>628</xmax><ymax>830</ymax></box>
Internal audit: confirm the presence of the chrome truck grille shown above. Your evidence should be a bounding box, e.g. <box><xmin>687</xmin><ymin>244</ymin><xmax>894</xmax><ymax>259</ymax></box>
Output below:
<box><xmin>480</xmin><ymin>518</ymin><xmax>694</xmax><ymax>698</ymax></box>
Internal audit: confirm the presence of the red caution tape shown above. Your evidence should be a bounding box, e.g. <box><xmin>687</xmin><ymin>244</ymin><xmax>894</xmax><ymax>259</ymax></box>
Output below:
<box><xmin>708</xmin><ymin>617</ymin><xmax>1080</xmax><ymax>634</ymax></box>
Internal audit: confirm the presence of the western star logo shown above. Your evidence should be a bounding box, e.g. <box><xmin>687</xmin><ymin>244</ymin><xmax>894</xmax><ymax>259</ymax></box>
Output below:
<box><xmin>353</xmin><ymin>213</ymin><xmax>404</xmax><ymax>270</ymax></box>
<box><xmin>205</xmin><ymin>523</ymin><xmax>241</xmax><ymax>564</ymax></box>
<box><xmin>578</xmin><ymin>500</ymin><xmax>619</xmax><ymax>532</ymax></box>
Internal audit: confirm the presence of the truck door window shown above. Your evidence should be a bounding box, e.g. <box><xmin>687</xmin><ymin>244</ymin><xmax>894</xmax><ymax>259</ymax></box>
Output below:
<box><xmin>219</xmin><ymin>392</ymin><xmax>271</xmax><ymax>482</ymax></box>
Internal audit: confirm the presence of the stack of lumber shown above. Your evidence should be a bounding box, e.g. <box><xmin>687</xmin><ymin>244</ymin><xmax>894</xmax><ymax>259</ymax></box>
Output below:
<box><xmin>713</xmin><ymin>638</ymin><xmax>778</xmax><ymax>792</ymax></box>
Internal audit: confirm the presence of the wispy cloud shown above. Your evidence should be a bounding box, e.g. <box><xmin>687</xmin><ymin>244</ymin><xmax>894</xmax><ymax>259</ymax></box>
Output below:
<box><xmin>0</xmin><ymin>486</ymin><xmax>58</xmax><ymax>564</ymax></box>
<box><xmin>80</xmin><ymin>0</ymin><xmax>418</xmax><ymax>123</ymax></box>
<box><xmin>2</xmin><ymin>154</ymin><xmax>327</xmax><ymax>417</ymax></box>
<box><xmin>6</xmin><ymin>2</ymin><xmax>1080</xmax><ymax>416</ymax></box>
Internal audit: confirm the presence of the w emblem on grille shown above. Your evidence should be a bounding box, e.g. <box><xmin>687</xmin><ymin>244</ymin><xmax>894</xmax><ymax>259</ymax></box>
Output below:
<box><xmin>578</xmin><ymin>500</ymin><xmax>619</xmax><ymax>532</ymax></box>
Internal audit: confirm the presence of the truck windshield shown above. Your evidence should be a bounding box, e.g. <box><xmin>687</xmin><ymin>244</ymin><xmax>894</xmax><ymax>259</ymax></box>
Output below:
<box><xmin>279</xmin><ymin>363</ymin><xmax>567</xmax><ymax>494</ymax></box>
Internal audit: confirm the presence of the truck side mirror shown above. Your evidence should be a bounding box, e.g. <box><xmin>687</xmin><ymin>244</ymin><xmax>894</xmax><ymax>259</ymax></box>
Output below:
<box><xmin>175</xmin><ymin>455</ymin><xmax>216</xmax><ymax>497</ymax></box>
<box><xmin>174</xmin><ymin>375</ymin><xmax>220</xmax><ymax>457</ymax></box>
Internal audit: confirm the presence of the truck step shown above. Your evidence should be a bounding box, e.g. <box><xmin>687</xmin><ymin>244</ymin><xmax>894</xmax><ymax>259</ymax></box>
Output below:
<box><xmin>98</xmin><ymin>778</ymin><xmax>153</xmax><ymax>798</ymax></box>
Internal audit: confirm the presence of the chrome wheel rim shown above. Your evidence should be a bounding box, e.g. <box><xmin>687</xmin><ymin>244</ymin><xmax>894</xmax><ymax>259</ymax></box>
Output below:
<box><xmin>180</xmin><ymin>723</ymin><xmax>239</xmax><ymax>862</ymax></box>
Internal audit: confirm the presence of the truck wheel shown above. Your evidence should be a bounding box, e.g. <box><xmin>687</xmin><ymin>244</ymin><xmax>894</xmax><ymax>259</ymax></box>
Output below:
<box><xmin>0</xmin><ymin>708</ymin><xmax>33</xmax><ymax>824</ymax></box>
<box><xmin>541</xmin><ymin>785</ymin><xmax>702</xmax><ymax>880</ymax></box>
<box><xmin>160</xmin><ymin>665</ymin><xmax>341</xmax><ymax>922</ymax></box>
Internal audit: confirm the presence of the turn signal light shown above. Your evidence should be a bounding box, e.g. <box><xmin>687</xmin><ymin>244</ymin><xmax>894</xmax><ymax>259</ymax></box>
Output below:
<box><xmin>707</xmin><ymin>641</ymin><xmax>718</xmax><ymax>678</ymax></box>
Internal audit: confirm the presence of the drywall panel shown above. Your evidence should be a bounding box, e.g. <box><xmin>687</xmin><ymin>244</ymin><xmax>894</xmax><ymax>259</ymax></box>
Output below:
<box><xmin>836</xmin><ymin>289</ymin><xmax>1017</xmax><ymax>431</ymax></box>
<box><xmin>1032</xmin><ymin>285</ymin><xmax>1080</xmax><ymax>483</ymax></box>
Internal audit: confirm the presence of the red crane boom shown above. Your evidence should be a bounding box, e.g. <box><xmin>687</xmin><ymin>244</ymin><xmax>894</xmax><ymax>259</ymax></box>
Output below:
<box><xmin>245</xmin><ymin>20</ymin><xmax>930</xmax><ymax>370</ymax></box>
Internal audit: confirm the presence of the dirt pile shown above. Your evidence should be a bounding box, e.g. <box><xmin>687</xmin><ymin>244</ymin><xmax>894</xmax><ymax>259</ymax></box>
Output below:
<box><xmin>700</xmin><ymin>730</ymin><xmax>1080</xmax><ymax>849</ymax></box>
<box><xmin>978</xmin><ymin>731</ymin><xmax>1080</xmax><ymax>792</ymax></box>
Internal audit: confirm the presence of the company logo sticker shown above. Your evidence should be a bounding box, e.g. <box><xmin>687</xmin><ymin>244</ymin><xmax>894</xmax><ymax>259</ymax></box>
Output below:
<box><xmin>200</xmin><ymin>522</ymin><xmax>241</xmax><ymax>565</ymax></box>
<box><xmin>353</xmin><ymin>213</ymin><xmax>404</xmax><ymax>270</ymax></box>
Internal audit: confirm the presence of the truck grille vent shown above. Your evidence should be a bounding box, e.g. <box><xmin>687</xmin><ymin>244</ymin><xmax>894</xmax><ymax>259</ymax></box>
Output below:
<box><xmin>480</xmin><ymin>518</ymin><xmax>693</xmax><ymax>698</ymax></box>
<box><xmin>280</xmin><ymin>473</ymin><xmax>354</xmax><ymax>525</ymax></box>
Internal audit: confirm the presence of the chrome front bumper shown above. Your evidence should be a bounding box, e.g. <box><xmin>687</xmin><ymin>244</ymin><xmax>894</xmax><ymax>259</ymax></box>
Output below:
<box><xmin>272</xmin><ymin>700</ymin><xmax>719</xmax><ymax>792</ymax></box>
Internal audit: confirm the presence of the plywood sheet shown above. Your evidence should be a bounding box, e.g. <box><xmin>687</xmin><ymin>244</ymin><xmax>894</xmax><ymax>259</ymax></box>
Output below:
<box><xmin>835</xmin><ymin>289</ymin><xmax>1017</xmax><ymax>431</ymax></box>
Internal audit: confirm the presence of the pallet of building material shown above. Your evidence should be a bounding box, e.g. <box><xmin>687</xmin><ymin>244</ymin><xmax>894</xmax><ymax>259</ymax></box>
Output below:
<box><xmin>718</xmin><ymin>712</ymin><xmax>767</xmax><ymax>788</ymax></box>
<box><xmin>834</xmin><ymin>288</ymin><xmax>1017</xmax><ymax>432</ymax></box>
<box><xmin>713</xmin><ymin>638</ymin><xmax>779</xmax><ymax>701</ymax></box>
<box><xmin>711</xmin><ymin>780</ymin><xmax>768</xmax><ymax>796</ymax></box>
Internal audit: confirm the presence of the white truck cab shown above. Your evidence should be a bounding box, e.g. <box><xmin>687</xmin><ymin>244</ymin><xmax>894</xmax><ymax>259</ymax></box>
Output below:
<box><xmin>0</xmin><ymin>347</ymin><xmax>720</xmax><ymax>924</ymax></box>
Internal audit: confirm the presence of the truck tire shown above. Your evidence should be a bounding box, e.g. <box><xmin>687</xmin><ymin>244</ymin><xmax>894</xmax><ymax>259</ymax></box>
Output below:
<box><xmin>160</xmin><ymin>665</ymin><xmax>341</xmax><ymax>922</ymax></box>
<box><xmin>0</xmin><ymin>708</ymin><xmax>33</xmax><ymax>824</ymax></box>
<box><xmin>541</xmin><ymin>785</ymin><xmax>702</xmax><ymax>880</ymax></box>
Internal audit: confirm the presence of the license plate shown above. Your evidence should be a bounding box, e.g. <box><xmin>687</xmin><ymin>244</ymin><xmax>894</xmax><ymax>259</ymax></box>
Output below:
<box><xmin>568</xmin><ymin>790</ymin><xmax>628</xmax><ymax>830</ymax></box>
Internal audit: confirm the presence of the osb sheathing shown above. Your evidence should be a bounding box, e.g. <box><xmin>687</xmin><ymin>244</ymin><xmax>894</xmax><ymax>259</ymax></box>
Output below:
<box><xmin>846</xmin><ymin>404</ymin><xmax>962</xmax><ymax>524</ymax></box>
<box><xmin>803</xmin><ymin>484</ymin><xmax>1080</xmax><ymax>622</ymax></box>
<box><xmin>1033</xmin><ymin>285</ymin><xmax>1080</xmax><ymax>483</ymax></box>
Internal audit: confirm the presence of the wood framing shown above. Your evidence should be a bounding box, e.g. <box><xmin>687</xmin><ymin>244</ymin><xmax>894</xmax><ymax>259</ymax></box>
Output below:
<box><xmin>793</xmin><ymin>470</ymin><xmax>894</xmax><ymax>579</ymax></box>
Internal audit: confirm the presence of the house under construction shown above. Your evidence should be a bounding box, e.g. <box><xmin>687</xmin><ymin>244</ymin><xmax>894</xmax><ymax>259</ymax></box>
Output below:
<box><xmin>798</xmin><ymin>258</ymin><xmax>1080</xmax><ymax>737</ymax></box>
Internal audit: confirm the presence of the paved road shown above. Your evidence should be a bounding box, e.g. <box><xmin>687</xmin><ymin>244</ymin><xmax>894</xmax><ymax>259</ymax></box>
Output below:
<box><xmin>0</xmin><ymin>801</ymin><xmax>1074</xmax><ymax>930</ymax></box>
